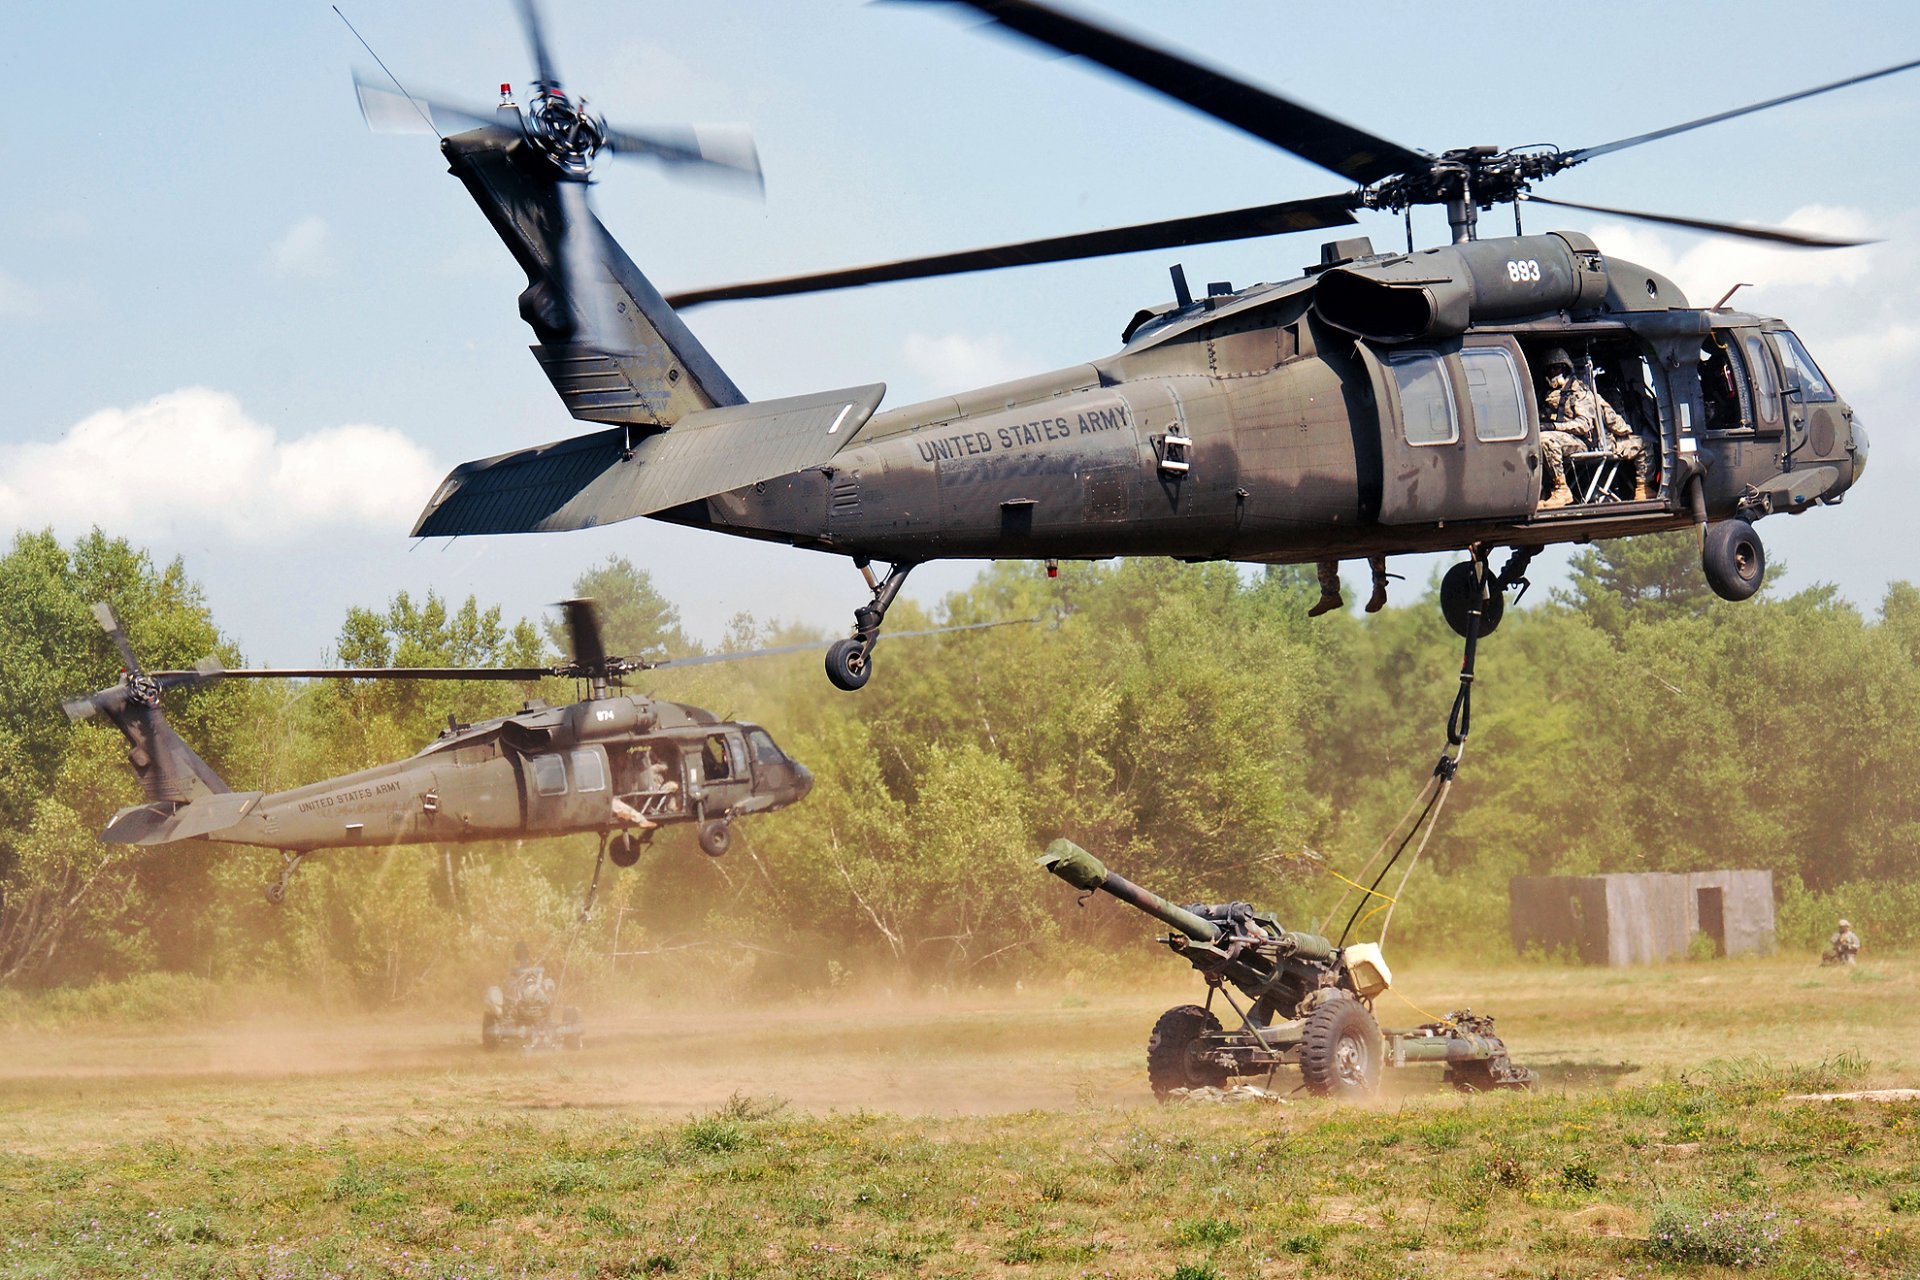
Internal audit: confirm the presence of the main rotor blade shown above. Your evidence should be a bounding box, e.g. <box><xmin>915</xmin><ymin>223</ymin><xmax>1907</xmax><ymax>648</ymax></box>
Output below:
<box><xmin>902</xmin><ymin>0</ymin><xmax>1428</xmax><ymax>185</ymax></box>
<box><xmin>1523</xmin><ymin>195</ymin><xmax>1873</xmax><ymax>248</ymax></box>
<box><xmin>666</xmin><ymin>192</ymin><xmax>1359</xmax><ymax>307</ymax></box>
<box><xmin>602</xmin><ymin>122</ymin><xmax>765</xmax><ymax>191</ymax></box>
<box><xmin>91</xmin><ymin>602</ymin><xmax>144</xmax><ymax>676</ymax></box>
<box><xmin>650</xmin><ymin>618</ymin><xmax>1041</xmax><ymax>669</ymax></box>
<box><xmin>353</xmin><ymin>71</ymin><xmax>500</xmax><ymax>138</ymax></box>
<box><xmin>156</xmin><ymin>666</ymin><xmax>558</xmax><ymax>682</ymax></box>
<box><xmin>1562</xmin><ymin>55</ymin><xmax>1920</xmax><ymax>165</ymax></box>
<box><xmin>516</xmin><ymin>0</ymin><xmax>564</xmax><ymax>90</ymax></box>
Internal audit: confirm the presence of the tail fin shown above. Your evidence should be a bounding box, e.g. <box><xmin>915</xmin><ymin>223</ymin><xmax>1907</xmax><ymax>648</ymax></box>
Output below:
<box><xmin>66</xmin><ymin>679</ymin><xmax>230</xmax><ymax>805</ymax></box>
<box><xmin>444</xmin><ymin>131</ymin><xmax>746</xmax><ymax>429</ymax></box>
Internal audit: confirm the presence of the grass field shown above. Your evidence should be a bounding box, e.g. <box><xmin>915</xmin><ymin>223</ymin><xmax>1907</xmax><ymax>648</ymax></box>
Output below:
<box><xmin>1</xmin><ymin>955</ymin><xmax>1916</xmax><ymax>1278</ymax></box>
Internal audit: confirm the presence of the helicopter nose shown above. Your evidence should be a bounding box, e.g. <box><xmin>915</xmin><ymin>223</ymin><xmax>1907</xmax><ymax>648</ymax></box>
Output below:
<box><xmin>1850</xmin><ymin>419</ymin><xmax>1869</xmax><ymax>488</ymax></box>
<box><xmin>791</xmin><ymin>762</ymin><xmax>814</xmax><ymax>801</ymax></box>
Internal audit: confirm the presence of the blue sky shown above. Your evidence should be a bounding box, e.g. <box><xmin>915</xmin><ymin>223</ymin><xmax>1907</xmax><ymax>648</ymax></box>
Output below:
<box><xmin>6</xmin><ymin>1</ymin><xmax>1919</xmax><ymax>662</ymax></box>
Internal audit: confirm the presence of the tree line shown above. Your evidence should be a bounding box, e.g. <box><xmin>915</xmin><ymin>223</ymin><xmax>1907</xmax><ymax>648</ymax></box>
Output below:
<box><xmin>2</xmin><ymin>527</ymin><xmax>1912</xmax><ymax>1003</ymax></box>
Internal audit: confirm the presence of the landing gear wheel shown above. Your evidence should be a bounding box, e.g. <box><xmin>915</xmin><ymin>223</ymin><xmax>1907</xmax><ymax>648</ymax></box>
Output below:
<box><xmin>1702</xmin><ymin>519</ymin><xmax>1766</xmax><ymax>601</ymax></box>
<box><xmin>1146</xmin><ymin>1004</ymin><xmax>1230</xmax><ymax>1101</ymax></box>
<box><xmin>608</xmin><ymin>832</ymin><xmax>642</xmax><ymax>868</ymax></box>
<box><xmin>1440</xmin><ymin>562</ymin><xmax>1504</xmax><ymax>638</ymax></box>
<box><xmin>825</xmin><ymin>638</ymin><xmax>872</xmax><ymax>691</ymax></box>
<box><xmin>1299</xmin><ymin>996</ymin><xmax>1383</xmax><ymax>1098</ymax></box>
<box><xmin>697</xmin><ymin>820</ymin><xmax>732</xmax><ymax>858</ymax></box>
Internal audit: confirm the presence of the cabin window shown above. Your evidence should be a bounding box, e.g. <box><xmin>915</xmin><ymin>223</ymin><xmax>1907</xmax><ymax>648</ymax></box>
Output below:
<box><xmin>1743</xmin><ymin>335</ymin><xmax>1781</xmax><ymax>427</ymax></box>
<box><xmin>571</xmin><ymin>749</ymin><xmax>607</xmax><ymax>793</ymax></box>
<box><xmin>1460</xmin><ymin>347</ymin><xmax>1527</xmax><ymax>443</ymax></box>
<box><xmin>748</xmin><ymin>729</ymin><xmax>784</xmax><ymax>765</ymax></box>
<box><xmin>1774</xmin><ymin>330</ymin><xmax>1835</xmax><ymax>402</ymax></box>
<box><xmin>531</xmin><ymin>753</ymin><xmax>568</xmax><ymax>797</ymax></box>
<box><xmin>1385</xmin><ymin>350</ymin><xmax>1458</xmax><ymax>446</ymax></box>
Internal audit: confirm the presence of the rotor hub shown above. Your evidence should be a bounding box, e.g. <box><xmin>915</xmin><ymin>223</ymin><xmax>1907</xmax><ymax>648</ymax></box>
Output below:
<box><xmin>125</xmin><ymin>672</ymin><xmax>162</xmax><ymax>707</ymax></box>
<box><xmin>523</xmin><ymin>86</ymin><xmax>605</xmax><ymax>180</ymax></box>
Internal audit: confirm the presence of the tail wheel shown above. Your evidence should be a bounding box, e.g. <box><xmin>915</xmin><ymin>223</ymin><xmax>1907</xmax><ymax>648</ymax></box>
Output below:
<box><xmin>1146</xmin><ymin>1004</ymin><xmax>1230</xmax><ymax>1101</ymax></box>
<box><xmin>825</xmin><ymin>639</ymin><xmax>872</xmax><ymax>692</ymax></box>
<box><xmin>1702</xmin><ymin>519</ymin><xmax>1767</xmax><ymax>601</ymax></box>
<box><xmin>1298</xmin><ymin>996</ymin><xmax>1383</xmax><ymax>1098</ymax></box>
<box><xmin>1439</xmin><ymin>562</ymin><xmax>1504</xmax><ymax>638</ymax></box>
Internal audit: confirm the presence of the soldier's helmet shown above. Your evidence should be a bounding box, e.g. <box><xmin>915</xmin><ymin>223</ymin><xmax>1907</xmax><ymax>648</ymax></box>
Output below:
<box><xmin>1543</xmin><ymin>347</ymin><xmax>1574</xmax><ymax>374</ymax></box>
<box><xmin>1838</xmin><ymin>919</ymin><xmax>1852</xmax><ymax>931</ymax></box>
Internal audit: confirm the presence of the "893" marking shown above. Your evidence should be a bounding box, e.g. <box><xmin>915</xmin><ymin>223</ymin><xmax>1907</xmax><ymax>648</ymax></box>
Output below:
<box><xmin>1506</xmin><ymin>259</ymin><xmax>1542</xmax><ymax>283</ymax></box>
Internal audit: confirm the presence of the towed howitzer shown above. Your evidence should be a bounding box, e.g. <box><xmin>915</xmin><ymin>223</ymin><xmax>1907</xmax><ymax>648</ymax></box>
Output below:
<box><xmin>1039</xmin><ymin>839</ymin><xmax>1534</xmax><ymax>1099</ymax></box>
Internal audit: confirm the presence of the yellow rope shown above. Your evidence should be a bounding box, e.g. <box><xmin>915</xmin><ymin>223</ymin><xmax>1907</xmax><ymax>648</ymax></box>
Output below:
<box><xmin>1322</xmin><ymin>866</ymin><xmax>1398</xmax><ymax>905</ymax></box>
<box><xmin>1391</xmin><ymin>987</ymin><xmax>1456</xmax><ymax>1027</ymax></box>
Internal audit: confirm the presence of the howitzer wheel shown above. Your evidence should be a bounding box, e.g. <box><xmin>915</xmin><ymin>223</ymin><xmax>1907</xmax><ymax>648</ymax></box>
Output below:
<box><xmin>1299</xmin><ymin>997</ymin><xmax>1383</xmax><ymax>1098</ymax></box>
<box><xmin>1147</xmin><ymin>1004</ymin><xmax>1230</xmax><ymax>1101</ymax></box>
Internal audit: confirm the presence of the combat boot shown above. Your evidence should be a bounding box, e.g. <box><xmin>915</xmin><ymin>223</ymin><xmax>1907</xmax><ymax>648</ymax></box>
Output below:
<box><xmin>1634</xmin><ymin>479</ymin><xmax>1654</xmax><ymax>501</ymax></box>
<box><xmin>1306</xmin><ymin>590</ymin><xmax>1343</xmax><ymax>618</ymax></box>
<box><xmin>1540</xmin><ymin>486</ymin><xmax>1574</xmax><ymax>510</ymax></box>
<box><xmin>1365</xmin><ymin>580</ymin><xmax>1388</xmax><ymax>613</ymax></box>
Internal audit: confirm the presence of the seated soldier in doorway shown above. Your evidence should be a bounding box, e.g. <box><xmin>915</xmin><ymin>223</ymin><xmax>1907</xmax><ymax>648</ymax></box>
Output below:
<box><xmin>1538</xmin><ymin>348</ymin><xmax>1653</xmax><ymax>507</ymax></box>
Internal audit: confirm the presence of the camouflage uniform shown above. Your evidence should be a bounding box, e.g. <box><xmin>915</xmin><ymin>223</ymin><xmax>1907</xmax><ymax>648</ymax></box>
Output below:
<box><xmin>1308</xmin><ymin>556</ymin><xmax>1389</xmax><ymax>617</ymax></box>
<box><xmin>1825</xmin><ymin>921</ymin><xmax>1861</xmax><ymax>965</ymax></box>
<box><xmin>1542</xmin><ymin>380</ymin><xmax>1651</xmax><ymax>494</ymax></box>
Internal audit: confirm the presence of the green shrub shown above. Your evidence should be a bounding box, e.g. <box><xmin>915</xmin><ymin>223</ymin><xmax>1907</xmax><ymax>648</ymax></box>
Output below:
<box><xmin>1645</xmin><ymin>1203</ymin><xmax>1786</xmax><ymax>1267</ymax></box>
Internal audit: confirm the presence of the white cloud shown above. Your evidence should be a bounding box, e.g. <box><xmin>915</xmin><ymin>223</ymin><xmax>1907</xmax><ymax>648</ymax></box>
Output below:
<box><xmin>0</xmin><ymin>389</ymin><xmax>442</xmax><ymax>542</ymax></box>
<box><xmin>900</xmin><ymin>331</ymin><xmax>1024</xmax><ymax>394</ymax></box>
<box><xmin>0</xmin><ymin>269</ymin><xmax>39</xmax><ymax>319</ymax></box>
<box><xmin>268</xmin><ymin>215</ymin><xmax>339</xmax><ymax>279</ymax></box>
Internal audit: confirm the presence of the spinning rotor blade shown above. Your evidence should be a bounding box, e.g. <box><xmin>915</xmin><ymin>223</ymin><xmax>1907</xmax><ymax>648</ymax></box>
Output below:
<box><xmin>561</xmin><ymin>598</ymin><xmax>608</xmax><ymax>671</ymax></box>
<box><xmin>1522</xmin><ymin>195</ymin><xmax>1873</xmax><ymax>248</ymax></box>
<box><xmin>651</xmin><ymin>617</ymin><xmax>1042</xmax><ymax>669</ymax></box>
<box><xmin>515</xmin><ymin>0</ymin><xmax>564</xmax><ymax>90</ymax></box>
<box><xmin>602</xmin><ymin>123</ymin><xmax>764</xmax><ymax>190</ymax></box>
<box><xmin>1561</xmin><ymin>55</ymin><xmax>1920</xmax><ymax>165</ymax></box>
<box><xmin>92</xmin><ymin>602</ymin><xmax>143</xmax><ymax>676</ymax></box>
<box><xmin>553</xmin><ymin>179</ymin><xmax>628</xmax><ymax>345</ymax></box>
<box><xmin>666</xmin><ymin>192</ymin><xmax>1359</xmax><ymax>307</ymax></box>
<box><xmin>158</xmin><ymin>665</ymin><xmax>557</xmax><ymax>682</ymax></box>
<box><xmin>353</xmin><ymin>72</ymin><xmax>499</xmax><ymax>138</ymax></box>
<box><xmin>901</xmin><ymin>0</ymin><xmax>1427</xmax><ymax>185</ymax></box>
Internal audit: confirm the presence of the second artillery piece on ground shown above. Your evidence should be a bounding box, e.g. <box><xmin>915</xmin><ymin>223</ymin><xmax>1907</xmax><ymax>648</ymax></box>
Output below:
<box><xmin>1039</xmin><ymin>840</ymin><xmax>1534</xmax><ymax>1099</ymax></box>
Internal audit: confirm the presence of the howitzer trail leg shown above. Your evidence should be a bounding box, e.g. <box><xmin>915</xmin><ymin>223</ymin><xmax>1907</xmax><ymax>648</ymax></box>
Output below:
<box><xmin>265</xmin><ymin>850</ymin><xmax>309</xmax><ymax>905</ymax></box>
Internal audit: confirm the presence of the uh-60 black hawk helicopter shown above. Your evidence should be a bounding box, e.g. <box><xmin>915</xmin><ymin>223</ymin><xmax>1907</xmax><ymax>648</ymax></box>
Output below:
<box><xmin>377</xmin><ymin>0</ymin><xmax>1900</xmax><ymax>688</ymax></box>
<box><xmin>63</xmin><ymin>600</ymin><xmax>813</xmax><ymax>903</ymax></box>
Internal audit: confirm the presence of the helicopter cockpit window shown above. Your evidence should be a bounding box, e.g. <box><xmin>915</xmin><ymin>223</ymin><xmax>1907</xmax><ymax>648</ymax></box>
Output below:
<box><xmin>1774</xmin><ymin>330</ymin><xmax>1836</xmax><ymax>401</ymax></box>
<box><xmin>1743</xmin><ymin>335</ymin><xmax>1781</xmax><ymax>428</ymax></box>
<box><xmin>747</xmin><ymin>729</ymin><xmax>784</xmax><ymax>765</ymax></box>
<box><xmin>570</xmin><ymin>749</ymin><xmax>607</xmax><ymax>793</ymax></box>
<box><xmin>1460</xmin><ymin>347</ymin><xmax>1527</xmax><ymax>443</ymax></box>
<box><xmin>1384</xmin><ymin>350</ymin><xmax>1458</xmax><ymax>446</ymax></box>
<box><xmin>702</xmin><ymin>734</ymin><xmax>737</xmax><ymax>781</ymax></box>
<box><xmin>531</xmin><ymin>753</ymin><xmax>568</xmax><ymax>797</ymax></box>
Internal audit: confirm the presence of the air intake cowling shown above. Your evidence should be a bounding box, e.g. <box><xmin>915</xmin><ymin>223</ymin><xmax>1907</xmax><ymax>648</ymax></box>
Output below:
<box><xmin>1314</xmin><ymin>232</ymin><xmax>1608</xmax><ymax>343</ymax></box>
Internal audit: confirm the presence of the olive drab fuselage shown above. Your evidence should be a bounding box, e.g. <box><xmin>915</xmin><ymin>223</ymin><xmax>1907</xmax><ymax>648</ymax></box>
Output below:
<box><xmin>168</xmin><ymin>695</ymin><xmax>811</xmax><ymax>854</ymax></box>
<box><xmin>664</xmin><ymin>232</ymin><xmax>1865</xmax><ymax>566</ymax></box>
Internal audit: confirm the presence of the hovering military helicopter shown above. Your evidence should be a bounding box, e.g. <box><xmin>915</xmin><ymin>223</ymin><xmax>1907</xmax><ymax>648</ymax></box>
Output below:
<box><xmin>383</xmin><ymin>0</ymin><xmax>1900</xmax><ymax>688</ymax></box>
<box><xmin>63</xmin><ymin>600</ymin><xmax>812</xmax><ymax>902</ymax></box>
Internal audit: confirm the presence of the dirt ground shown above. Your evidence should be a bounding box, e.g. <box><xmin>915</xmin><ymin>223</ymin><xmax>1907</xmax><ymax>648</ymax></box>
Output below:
<box><xmin>1</xmin><ymin>954</ymin><xmax>1910</xmax><ymax>1155</ymax></box>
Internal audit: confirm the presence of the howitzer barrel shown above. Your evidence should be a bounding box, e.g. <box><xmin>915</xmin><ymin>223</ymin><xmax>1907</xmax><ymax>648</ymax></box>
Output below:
<box><xmin>1037</xmin><ymin>839</ymin><xmax>1223</xmax><ymax>943</ymax></box>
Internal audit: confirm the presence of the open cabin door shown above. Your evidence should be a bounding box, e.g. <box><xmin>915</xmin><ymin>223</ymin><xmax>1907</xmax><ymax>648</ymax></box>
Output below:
<box><xmin>1362</xmin><ymin>338</ymin><xmax>1539</xmax><ymax>525</ymax></box>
